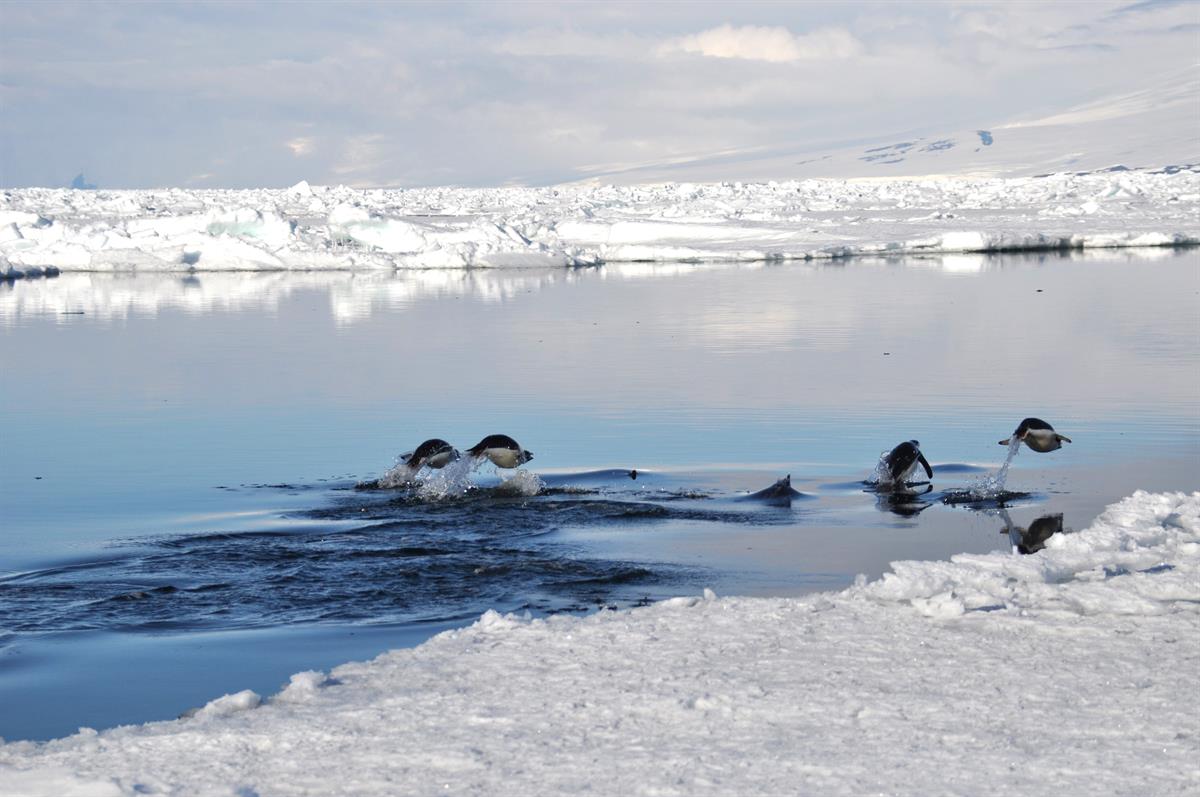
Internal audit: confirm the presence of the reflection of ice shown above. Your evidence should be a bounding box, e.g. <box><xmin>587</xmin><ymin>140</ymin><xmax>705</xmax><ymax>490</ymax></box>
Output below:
<box><xmin>938</xmin><ymin>254</ymin><xmax>987</xmax><ymax>273</ymax></box>
<box><xmin>0</xmin><ymin>271</ymin><xmax>580</xmax><ymax>327</ymax></box>
<box><xmin>1</xmin><ymin>246</ymin><xmax>1193</xmax><ymax>327</ymax></box>
<box><xmin>0</xmin><ymin>272</ymin><xmax>354</xmax><ymax>326</ymax></box>
<box><xmin>0</xmin><ymin>265</ymin><xmax>779</xmax><ymax>326</ymax></box>
<box><xmin>326</xmin><ymin>269</ymin><xmax>590</xmax><ymax>325</ymax></box>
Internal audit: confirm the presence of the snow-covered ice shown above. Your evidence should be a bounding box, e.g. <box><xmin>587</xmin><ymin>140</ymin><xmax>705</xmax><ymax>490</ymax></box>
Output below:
<box><xmin>2</xmin><ymin>170</ymin><xmax>1196</xmax><ymax>277</ymax></box>
<box><xmin>2</xmin><ymin>490</ymin><xmax>1196</xmax><ymax>796</ymax></box>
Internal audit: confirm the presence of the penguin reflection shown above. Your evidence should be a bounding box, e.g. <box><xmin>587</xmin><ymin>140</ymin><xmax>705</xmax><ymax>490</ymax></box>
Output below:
<box><xmin>1003</xmin><ymin>513</ymin><xmax>1065</xmax><ymax>554</ymax></box>
<box><xmin>874</xmin><ymin>483</ymin><xmax>933</xmax><ymax>517</ymax></box>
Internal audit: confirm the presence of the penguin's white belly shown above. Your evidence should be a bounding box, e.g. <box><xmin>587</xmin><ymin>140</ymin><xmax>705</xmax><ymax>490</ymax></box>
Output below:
<box><xmin>1023</xmin><ymin>429</ymin><xmax>1060</xmax><ymax>452</ymax></box>
<box><xmin>424</xmin><ymin>451</ymin><xmax>457</xmax><ymax>469</ymax></box>
<box><xmin>481</xmin><ymin>448</ymin><xmax>522</xmax><ymax>468</ymax></box>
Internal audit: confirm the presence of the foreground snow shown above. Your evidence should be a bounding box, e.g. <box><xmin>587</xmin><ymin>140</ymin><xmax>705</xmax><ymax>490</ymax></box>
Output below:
<box><xmin>2</xmin><ymin>490</ymin><xmax>1197</xmax><ymax>796</ymax></box>
<box><xmin>2</xmin><ymin>171</ymin><xmax>1197</xmax><ymax>276</ymax></box>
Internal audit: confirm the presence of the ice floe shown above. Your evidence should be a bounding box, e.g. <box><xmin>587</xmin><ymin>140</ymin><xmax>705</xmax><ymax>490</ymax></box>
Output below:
<box><xmin>1</xmin><ymin>170</ymin><xmax>1196</xmax><ymax>276</ymax></box>
<box><xmin>2</xmin><ymin>490</ymin><xmax>1196</xmax><ymax>795</ymax></box>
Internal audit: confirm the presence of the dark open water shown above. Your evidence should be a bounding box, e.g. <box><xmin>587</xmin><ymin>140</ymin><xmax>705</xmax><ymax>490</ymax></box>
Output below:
<box><xmin>1</xmin><ymin>249</ymin><xmax>1197</xmax><ymax>740</ymax></box>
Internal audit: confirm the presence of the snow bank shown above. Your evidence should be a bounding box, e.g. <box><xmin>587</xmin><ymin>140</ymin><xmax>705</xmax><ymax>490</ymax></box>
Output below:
<box><xmin>2</xmin><ymin>171</ymin><xmax>1196</xmax><ymax>276</ymax></box>
<box><xmin>2</xmin><ymin>491</ymin><xmax>1196</xmax><ymax>796</ymax></box>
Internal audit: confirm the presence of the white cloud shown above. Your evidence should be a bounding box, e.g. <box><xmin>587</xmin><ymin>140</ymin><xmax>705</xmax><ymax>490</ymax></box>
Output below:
<box><xmin>493</xmin><ymin>29</ymin><xmax>648</xmax><ymax>59</ymax></box>
<box><xmin>661</xmin><ymin>24</ymin><xmax>863</xmax><ymax>63</ymax></box>
<box><xmin>2</xmin><ymin>2</ymin><xmax>1195</xmax><ymax>188</ymax></box>
<box><xmin>286</xmin><ymin>137</ymin><xmax>315</xmax><ymax>157</ymax></box>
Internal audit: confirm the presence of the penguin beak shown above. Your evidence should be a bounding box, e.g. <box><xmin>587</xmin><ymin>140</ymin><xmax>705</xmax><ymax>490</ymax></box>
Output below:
<box><xmin>998</xmin><ymin>438</ymin><xmax>1011</xmax><ymax>446</ymax></box>
<box><xmin>525</xmin><ymin>450</ymin><xmax>534</xmax><ymax>462</ymax></box>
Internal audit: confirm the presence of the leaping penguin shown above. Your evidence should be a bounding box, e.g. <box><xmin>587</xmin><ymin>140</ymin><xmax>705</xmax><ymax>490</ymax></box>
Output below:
<box><xmin>883</xmin><ymin>440</ymin><xmax>933</xmax><ymax>484</ymax></box>
<box><xmin>467</xmin><ymin>434</ymin><xmax>534</xmax><ymax>469</ymax></box>
<box><xmin>999</xmin><ymin>418</ymin><xmax>1072</xmax><ymax>453</ymax></box>
<box><xmin>400</xmin><ymin>439</ymin><xmax>461</xmax><ymax>470</ymax></box>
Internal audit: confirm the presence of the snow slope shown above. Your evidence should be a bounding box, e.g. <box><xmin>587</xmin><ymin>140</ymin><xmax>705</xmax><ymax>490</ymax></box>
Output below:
<box><xmin>2</xmin><ymin>171</ymin><xmax>1197</xmax><ymax>276</ymax></box>
<box><xmin>2</xmin><ymin>491</ymin><xmax>1196</xmax><ymax>796</ymax></box>
<box><xmin>578</xmin><ymin>65</ymin><xmax>1200</xmax><ymax>184</ymax></box>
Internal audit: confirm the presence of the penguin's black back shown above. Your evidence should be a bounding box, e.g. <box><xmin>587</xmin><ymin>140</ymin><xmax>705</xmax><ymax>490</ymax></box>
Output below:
<box><xmin>406</xmin><ymin>438</ymin><xmax>454</xmax><ymax>465</ymax></box>
<box><xmin>885</xmin><ymin>441</ymin><xmax>920</xmax><ymax>480</ymax></box>
<box><xmin>468</xmin><ymin>434</ymin><xmax>521</xmax><ymax>455</ymax></box>
<box><xmin>1015</xmin><ymin>417</ymin><xmax>1053</xmax><ymax>435</ymax></box>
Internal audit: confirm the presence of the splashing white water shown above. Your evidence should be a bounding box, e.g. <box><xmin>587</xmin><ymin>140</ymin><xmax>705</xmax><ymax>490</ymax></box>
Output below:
<box><xmin>967</xmin><ymin>436</ymin><xmax>1023</xmax><ymax>498</ymax></box>
<box><xmin>377</xmin><ymin>461</ymin><xmax>417</xmax><ymax>489</ymax></box>
<box><xmin>495</xmin><ymin>469</ymin><xmax>544</xmax><ymax>497</ymax></box>
<box><xmin>869</xmin><ymin>451</ymin><xmax>891</xmax><ymax>486</ymax></box>
<box><xmin>416</xmin><ymin>456</ymin><xmax>479</xmax><ymax>501</ymax></box>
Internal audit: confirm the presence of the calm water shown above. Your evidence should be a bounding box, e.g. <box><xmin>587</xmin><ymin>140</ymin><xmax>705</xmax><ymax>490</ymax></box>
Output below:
<box><xmin>1</xmin><ymin>249</ymin><xmax>1197</xmax><ymax>740</ymax></box>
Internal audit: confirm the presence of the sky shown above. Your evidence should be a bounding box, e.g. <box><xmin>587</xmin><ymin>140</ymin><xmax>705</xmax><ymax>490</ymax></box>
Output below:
<box><xmin>1</xmin><ymin>1</ymin><xmax>1196</xmax><ymax>189</ymax></box>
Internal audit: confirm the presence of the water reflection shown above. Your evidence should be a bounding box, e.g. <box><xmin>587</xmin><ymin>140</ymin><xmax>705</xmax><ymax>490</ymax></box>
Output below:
<box><xmin>872</xmin><ymin>484</ymin><xmax>935</xmax><ymax>517</ymax></box>
<box><xmin>0</xmin><ymin>270</ymin><xmax>583</xmax><ymax>326</ymax></box>
<box><xmin>2</xmin><ymin>247</ymin><xmax>1192</xmax><ymax>327</ymax></box>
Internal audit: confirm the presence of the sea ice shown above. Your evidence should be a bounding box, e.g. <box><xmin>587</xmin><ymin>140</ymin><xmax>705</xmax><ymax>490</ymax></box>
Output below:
<box><xmin>1</xmin><ymin>171</ymin><xmax>1196</xmax><ymax>277</ymax></box>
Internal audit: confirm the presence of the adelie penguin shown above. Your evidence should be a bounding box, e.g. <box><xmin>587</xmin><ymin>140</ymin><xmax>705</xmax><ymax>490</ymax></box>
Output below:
<box><xmin>883</xmin><ymin>440</ymin><xmax>933</xmax><ymax>485</ymax></box>
<box><xmin>400</xmin><ymin>438</ymin><xmax>461</xmax><ymax>470</ymax></box>
<box><xmin>467</xmin><ymin>434</ymin><xmax>534</xmax><ymax>469</ymax></box>
<box><xmin>999</xmin><ymin>418</ymin><xmax>1072</xmax><ymax>453</ymax></box>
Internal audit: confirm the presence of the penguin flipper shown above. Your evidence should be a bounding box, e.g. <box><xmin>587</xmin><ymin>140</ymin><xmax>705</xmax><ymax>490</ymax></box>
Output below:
<box><xmin>918</xmin><ymin>452</ymin><xmax>933</xmax><ymax>479</ymax></box>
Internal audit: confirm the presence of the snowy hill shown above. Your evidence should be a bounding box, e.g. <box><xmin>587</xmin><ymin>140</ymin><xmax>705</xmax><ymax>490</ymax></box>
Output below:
<box><xmin>578</xmin><ymin>65</ymin><xmax>1200</xmax><ymax>184</ymax></box>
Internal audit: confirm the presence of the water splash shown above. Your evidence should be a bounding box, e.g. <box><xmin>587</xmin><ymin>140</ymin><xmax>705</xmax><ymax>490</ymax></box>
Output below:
<box><xmin>376</xmin><ymin>461</ymin><xmax>417</xmax><ymax>489</ymax></box>
<box><xmin>868</xmin><ymin>450</ymin><xmax>892</xmax><ymax>487</ymax></box>
<box><xmin>966</xmin><ymin>436</ymin><xmax>1023</xmax><ymax>499</ymax></box>
<box><xmin>496</xmin><ymin>469</ymin><xmax>544</xmax><ymax>497</ymax></box>
<box><xmin>415</xmin><ymin>456</ymin><xmax>478</xmax><ymax>501</ymax></box>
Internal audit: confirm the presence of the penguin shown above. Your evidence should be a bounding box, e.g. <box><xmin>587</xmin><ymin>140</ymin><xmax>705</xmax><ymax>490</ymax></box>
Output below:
<box><xmin>742</xmin><ymin>474</ymin><xmax>803</xmax><ymax>505</ymax></box>
<box><xmin>467</xmin><ymin>434</ymin><xmax>534</xmax><ymax>469</ymax></box>
<box><xmin>400</xmin><ymin>438</ymin><xmax>461</xmax><ymax>470</ymax></box>
<box><xmin>999</xmin><ymin>418</ymin><xmax>1072</xmax><ymax>453</ymax></box>
<box><xmin>883</xmin><ymin>440</ymin><xmax>933</xmax><ymax>484</ymax></box>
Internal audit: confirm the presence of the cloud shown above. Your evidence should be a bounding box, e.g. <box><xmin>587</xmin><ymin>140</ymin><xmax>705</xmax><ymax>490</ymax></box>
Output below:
<box><xmin>493</xmin><ymin>29</ymin><xmax>649</xmax><ymax>59</ymax></box>
<box><xmin>333</xmin><ymin>133</ymin><xmax>386</xmax><ymax>179</ymax></box>
<box><xmin>286</xmin><ymin>137</ymin><xmax>315</xmax><ymax>157</ymax></box>
<box><xmin>660</xmin><ymin>24</ymin><xmax>863</xmax><ymax>63</ymax></box>
<box><xmin>1</xmin><ymin>2</ymin><xmax>1194</xmax><ymax>188</ymax></box>
<box><xmin>1107</xmin><ymin>0</ymin><xmax>1193</xmax><ymax>18</ymax></box>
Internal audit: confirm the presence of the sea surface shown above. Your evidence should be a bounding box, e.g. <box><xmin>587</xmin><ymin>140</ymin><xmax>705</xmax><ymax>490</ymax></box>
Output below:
<box><xmin>1</xmin><ymin>249</ymin><xmax>1197</xmax><ymax>741</ymax></box>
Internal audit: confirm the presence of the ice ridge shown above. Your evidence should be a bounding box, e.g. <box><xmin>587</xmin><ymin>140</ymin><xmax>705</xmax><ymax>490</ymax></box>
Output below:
<box><xmin>2</xmin><ymin>171</ymin><xmax>1197</xmax><ymax>276</ymax></box>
